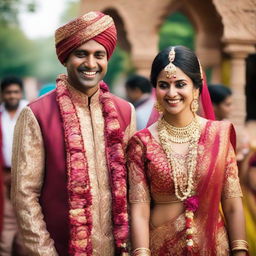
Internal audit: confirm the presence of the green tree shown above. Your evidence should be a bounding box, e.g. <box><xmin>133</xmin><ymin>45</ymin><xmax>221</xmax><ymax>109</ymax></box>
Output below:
<box><xmin>60</xmin><ymin>0</ymin><xmax>79</xmax><ymax>23</ymax></box>
<box><xmin>104</xmin><ymin>46</ymin><xmax>133</xmax><ymax>89</ymax></box>
<box><xmin>0</xmin><ymin>0</ymin><xmax>36</xmax><ymax>25</ymax></box>
<box><xmin>159</xmin><ymin>12</ymin><xmax>195</xmax><ymax>51</ymax></box>
<box><xmin>32</xmin><ymin>37</ymin><xmax>65</xmax><ymax>84</ymax></box>
<box><xmin>0</xmin><ymin>25</ymin><xmax>36</xmax><ymax>78</ymax></box>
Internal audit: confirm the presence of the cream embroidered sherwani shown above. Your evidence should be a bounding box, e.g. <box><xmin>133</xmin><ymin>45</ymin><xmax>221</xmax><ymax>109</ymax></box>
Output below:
<box><xmin>11</xmin><ymin>86</ymin><xmax>136</xmax><ymax>256</ymax></box>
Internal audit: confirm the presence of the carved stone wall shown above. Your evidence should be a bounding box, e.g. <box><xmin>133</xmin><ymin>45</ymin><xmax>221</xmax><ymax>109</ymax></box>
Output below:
<box><xmin>80</xmin><ymin>0</ymin><xmax>256</xmax><ymax>126</ymax></box>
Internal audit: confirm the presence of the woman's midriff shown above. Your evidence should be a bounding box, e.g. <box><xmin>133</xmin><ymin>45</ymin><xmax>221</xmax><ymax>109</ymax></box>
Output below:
<box><xmin>150</xmin><ymin>202</ymin><xmax>184</xmax><ymax>228</ymax></box>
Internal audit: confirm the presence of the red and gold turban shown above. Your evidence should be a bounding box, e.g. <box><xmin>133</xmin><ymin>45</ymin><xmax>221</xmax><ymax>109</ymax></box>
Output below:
<box><xmin>55</xmin><ymin>11</ymin><xmax>117</xmax><ymax>65</ymax></box>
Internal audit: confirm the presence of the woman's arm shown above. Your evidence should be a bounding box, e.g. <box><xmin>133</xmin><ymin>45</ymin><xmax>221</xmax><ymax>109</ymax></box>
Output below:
<box><xmin>130</xmin><ymin>203</ymin><xmax>150</xmax><ymax>249</ymax></box>
<box><xmin>127</xmin><ymin>135</ymin><xmax>151</xmax><ymax>255</ymax></box>
<box><xmin>222</xmin><ymin>197</ymin><xmax>247</xmax><ymax>256</ymax></box>
<box><xmin>221</xmin><ymin>142</ymin><xmax>248</xmax><ymax>255</ymax></box>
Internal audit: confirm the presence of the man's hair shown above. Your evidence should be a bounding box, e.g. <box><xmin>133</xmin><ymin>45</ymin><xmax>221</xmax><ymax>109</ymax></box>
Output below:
<box><xmin>208</xmin><ymin>84</ymin><xmax>232</xmax><ymax>105</ymax></box>
<box><xmin>0</xmin><ymin>76</ymin><xmax>23</xmax><ymax>92</ymax></box>
<box><xmin>125</xmin><ymin>75</ymin><xmax>152</xmax><ymax>93</ymax></box>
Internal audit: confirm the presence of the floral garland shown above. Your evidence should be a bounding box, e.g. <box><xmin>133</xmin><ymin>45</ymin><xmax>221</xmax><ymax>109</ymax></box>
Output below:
<box><xmin>184</xmin><ymin>196</ymin><xmax>199</xmax><ymax>254</ymax></box>
<box><xmin>56</xmin><ymin>74</ymin><xmax>128</xmax><ymax>255</ymax></box>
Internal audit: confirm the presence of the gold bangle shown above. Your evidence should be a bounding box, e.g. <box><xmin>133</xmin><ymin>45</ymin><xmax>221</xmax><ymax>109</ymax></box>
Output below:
<box><xmin>132</xmin><ymin>247</ymin><xmax>151</xmax><ymax>256</ymax></box>
<box><xmin>231</xmin><ymin>240</ymin><xmax>249</xmax><ymax>252</ymax></box>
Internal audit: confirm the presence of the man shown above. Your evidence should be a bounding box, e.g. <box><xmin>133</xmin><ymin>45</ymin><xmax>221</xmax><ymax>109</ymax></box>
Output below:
<box><xmin>125</xmin><ymin>75</ymin><xmax>154</xmax><ymax>130</ymax></box>
<box><xmin>0</xmin><ymin>76</ymin><xmax>28</xmax><ymax>255</ymax></box>
<box><xmin>208</xmin><ymin>84</ymin><xmax>232</xmax><ymax>121</ymax></box>
<box><xmin>11</xmin><ymin>11</ymin><xmax>136</xmax><ymax>256</ymax></box>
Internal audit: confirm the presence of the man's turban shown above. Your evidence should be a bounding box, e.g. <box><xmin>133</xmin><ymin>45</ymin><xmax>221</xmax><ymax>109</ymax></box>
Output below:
<box><xmin>55</xmin><ymin>11</ymin><xmax>117</xmax><ymax>65</ymax></box>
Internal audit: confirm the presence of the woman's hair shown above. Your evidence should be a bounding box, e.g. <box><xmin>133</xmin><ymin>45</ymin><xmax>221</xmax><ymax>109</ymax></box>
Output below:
<box><xmin>150</xmin><ymin>45</ymin><xmax>203</xmax><ymax>93</ymax></box>
<box><xmin>208</xmin><ymin>84</ymin><xmax>232</xmax><ymax>105</ymax></box>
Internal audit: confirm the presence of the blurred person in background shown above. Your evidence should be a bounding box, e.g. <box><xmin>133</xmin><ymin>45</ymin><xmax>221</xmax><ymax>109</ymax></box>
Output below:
<box><xmin>125</xmin><ymin>75</ymin><xmax>154</xmax><ymax>130</ymax></box>
<box><xmin>208</xmin><ymin>84</ymin><xmax>249</xmax><ymax>160</ymax></box>
<box><xmin>208</xmin><ymin>84</ymin><xmax>232</xmax><ymax>121</ymax></box>
<box><xmin>0</xmin><ymin>76</ymin><xmax>28</xmax><ymax>256</ymax></box>
<box><xmin>239</xmin><ymin>148</ymin><xmax>256</xmax><ymax>255</ymax></box>
<box><xmin>208</xmin><ymin>85</ymin><xmax>256</xmax><ymax>254</ymax></box>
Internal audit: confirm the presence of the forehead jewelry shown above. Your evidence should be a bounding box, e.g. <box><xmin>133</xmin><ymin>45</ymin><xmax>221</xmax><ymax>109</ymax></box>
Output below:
<box><xmin>164</xmin><ymin>47</ymin><xmax>177</xmax><ymax>79</ymax></box>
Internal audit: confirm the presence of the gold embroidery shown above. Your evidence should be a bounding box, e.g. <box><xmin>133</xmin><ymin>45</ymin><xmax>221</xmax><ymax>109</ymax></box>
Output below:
<box><xmin>11</xmin><ymin>107</ymin><xmax>58</xmax><ymax>256</ymax></box>
<box><xmin>128</xmin><ymin>136</ymin><xmax>151</xmax><ymax>203</ymax></box>
<box><xmin>69</xmin><ymin>86</ymin><xmax>115</xmax><ymax>255</ymax></box>
<box><xmin>222</xmin><ymin>143</ymin><xmax>243</xmax><ymax>199</ymax></box>
<box><xmin>55</xmin><ymin>12</ymin><xmax>113</xmax><ymax>44</ymax></box>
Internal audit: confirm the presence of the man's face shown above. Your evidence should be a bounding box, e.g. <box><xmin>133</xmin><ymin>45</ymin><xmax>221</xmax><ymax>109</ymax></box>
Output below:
<box><xmin>65</xmin><ymin>39</ymin><xmax>108</xmax><ymax>96</ymax></box>
<box><xmin>1</xmin><ymin>84</ymin><xmax>22</xmax><ymax>110</ymax></box>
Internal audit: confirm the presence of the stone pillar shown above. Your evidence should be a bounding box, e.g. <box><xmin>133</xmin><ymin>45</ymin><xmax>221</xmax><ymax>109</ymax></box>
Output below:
<box><xmin>211</xmin><ymin>65</ymin><xmax>222</xmax><ymax>84</ymax></box>
<box><xmin>132</xmin><ymin>53</ymin><xmax>156</xmax><ymax>78</ymax></box>
<box><xmin>223</xmin><ymin>43</ymin><xmax>255</xmax><ymax>128</ymax></box>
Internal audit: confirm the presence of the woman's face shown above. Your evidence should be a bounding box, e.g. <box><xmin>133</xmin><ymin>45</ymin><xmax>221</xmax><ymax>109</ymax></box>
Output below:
<box><xmin>155</xmin><ymin>66</ymin><xmax>199</xmax><ymax>118</ymax></box>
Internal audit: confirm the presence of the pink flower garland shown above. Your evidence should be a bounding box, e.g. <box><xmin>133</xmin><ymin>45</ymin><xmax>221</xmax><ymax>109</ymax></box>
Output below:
<box><xmin>56</xmin><ymin>75</ymin><xmax>128</xmax><ymax>255</ymax></box>
<box><xmin>184</xmin><ymin>196</ymin><xmax>199</xmax><ymax>253</ymax></box>
<box><xmin>100</xmin><ymin>82</ymin><xmax>129</xmax><ymax>254</ymax></box>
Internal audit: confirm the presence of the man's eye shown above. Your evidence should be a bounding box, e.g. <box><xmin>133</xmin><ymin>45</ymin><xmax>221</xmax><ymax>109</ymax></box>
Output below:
<box><xmin>96</xmin><ymin>53</ymin><xmax>105</xmax><ymax>59</ymax></box>
<box><xmin>75</xmin><ymin>52</ymin><xmax>86</xmax><ymax>57</ymax></box>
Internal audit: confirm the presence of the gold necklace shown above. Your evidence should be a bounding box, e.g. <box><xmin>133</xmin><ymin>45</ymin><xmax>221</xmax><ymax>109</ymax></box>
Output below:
<box><xmin>157</xmin><ymin>118</ymin><xmax>201</xmax><ymax>201</ymax></box>
<box><xmin>159</xmin><ymin>117</ymin><xmax>200</xmax><ymax>144</ymax></box>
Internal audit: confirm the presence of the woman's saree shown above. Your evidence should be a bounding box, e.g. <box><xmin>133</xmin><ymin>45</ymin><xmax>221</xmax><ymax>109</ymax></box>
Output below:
<box><xmin>127</xmin><ymin>120</ymin><xmax>242</xmax><ymax>256</ymax></box>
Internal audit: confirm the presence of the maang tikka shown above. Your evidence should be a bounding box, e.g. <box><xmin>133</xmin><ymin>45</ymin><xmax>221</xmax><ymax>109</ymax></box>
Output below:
<box><xmin>164</xmin><ymin>47</ymin><xmax>176</xmax><ymax>79</ymax></box>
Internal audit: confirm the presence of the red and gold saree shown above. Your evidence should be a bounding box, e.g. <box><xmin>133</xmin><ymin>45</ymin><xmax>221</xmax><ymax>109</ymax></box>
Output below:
<box><xmin>127</xmin><ymin>120</ymin><xmax>242</xmax><ymax>256</ymax></box>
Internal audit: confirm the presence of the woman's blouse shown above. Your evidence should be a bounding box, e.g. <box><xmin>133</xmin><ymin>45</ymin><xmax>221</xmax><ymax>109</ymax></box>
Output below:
<box><xmin>127</xmin><ymin>120</ymin><xmax>242</xmax><ymax>204</ymax></box>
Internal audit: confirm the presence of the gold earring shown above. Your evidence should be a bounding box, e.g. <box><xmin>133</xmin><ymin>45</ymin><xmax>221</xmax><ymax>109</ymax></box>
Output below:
<box><xmin>191</xmin><ymin>99</ymin><xmax>199</xmax><ymax>114</ymax></box>
<box><xmin>154</xmin><ymin>101</ymin><xmax>164</xmax><ymax>113</ymax></box>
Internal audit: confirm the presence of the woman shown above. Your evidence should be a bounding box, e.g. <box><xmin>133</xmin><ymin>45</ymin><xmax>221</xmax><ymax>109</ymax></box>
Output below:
<box><xmin>240</xmin><ymin>150</ymin><xmax>256</xmax><ymax>255</ymax></box>
<box><xmin>208</xmin><ymin>84</ymin><xmax>232</xmax><ymax>121</ymax></box>
<box><xmin>127</xmin><ymin>46</ymin><xmax>248</xmax><ymax>256</ymax></box>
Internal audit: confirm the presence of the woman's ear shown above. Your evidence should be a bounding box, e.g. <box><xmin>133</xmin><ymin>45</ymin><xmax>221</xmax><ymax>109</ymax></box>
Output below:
<box><xmin>193</xmin><ymin>88</ymin><xmax>200</xmax><ymax>99</ymax></box>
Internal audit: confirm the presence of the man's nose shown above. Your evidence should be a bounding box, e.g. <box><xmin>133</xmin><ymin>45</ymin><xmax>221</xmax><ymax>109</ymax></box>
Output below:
<box><xmin>85</xmin><ymin>55</ymin><xmax>97</xmax><ymax>69</ymax></box>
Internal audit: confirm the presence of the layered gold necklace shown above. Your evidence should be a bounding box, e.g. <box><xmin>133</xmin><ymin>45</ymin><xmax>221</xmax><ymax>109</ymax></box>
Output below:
<box><xmin>159</xmin><ymin>117</ymin><xmax>200</xmax><ymax>144</ymax></box>
<box><xmin>158</xmin><ymin>117</ymin><xmax>201</xmax><ymax>201</ymax></box>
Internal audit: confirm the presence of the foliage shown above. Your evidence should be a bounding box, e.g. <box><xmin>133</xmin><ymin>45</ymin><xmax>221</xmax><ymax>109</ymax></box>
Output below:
<box><xmin>109</xmin><ymin>12</ymin><xmax>195</xmax><ymax>86</ymax></box>
<box><xmin>32</xmin><ymin>37</ymin><xmax>65</xmax><ymax>84</ymax></box>
<box><xmin>60</xmin><ymin>0</ymin><xmax>79</xmax><ymax>23</ymax></box>
<box><xmin>104</xmin><ymin>46</ymin><xmax>133</xmax><ymax>89</ymax></box>
<box><xmin>0</xmin><ymin>0</ymin><xmax>36</xmax><ymax>25</ymax></box>
<box><xmin>0</xmin><ymin>6</ymin><xmax>195</xmax><ymax>87</ymax></box>
<box><xmin>0</xmin><ymin>25</ymin><xmax>36</xmax><ymax>78</ymax></box>
<box><xmin>159</xmin><ymin>12</ymin><xmax>195</xmax><ymax>51</ymax></box>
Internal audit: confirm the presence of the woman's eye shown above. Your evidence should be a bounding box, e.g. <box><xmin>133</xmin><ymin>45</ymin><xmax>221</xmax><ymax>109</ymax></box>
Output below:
<box><xmin>176</xmin><ymin>82</ymin><xmax>186</xmax><ymax>88</ymax></box>
<box><xmin>158</xmin><ymin>83</ymin><xmax>168</xmax><ymax>89</ymax></box>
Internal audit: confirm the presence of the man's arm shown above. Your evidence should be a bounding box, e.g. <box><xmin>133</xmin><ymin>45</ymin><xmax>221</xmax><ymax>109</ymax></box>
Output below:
<box><xmin>11</xmin><ymin>107</ymin><xmax>58</xmax><ymax>256</ymax></box>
